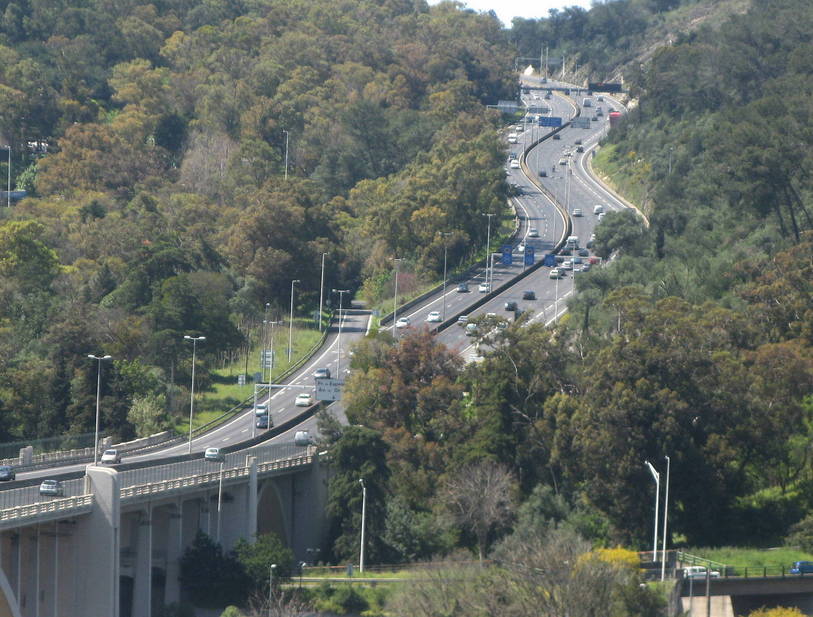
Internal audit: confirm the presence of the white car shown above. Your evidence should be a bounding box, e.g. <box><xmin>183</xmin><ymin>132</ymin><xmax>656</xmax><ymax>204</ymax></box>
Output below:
<box><xmin>572</xmin><ymin>208</ymin><xmax>583</xmax><ymax>217</ymax></box>
<box><xmin>395</xmin><ymin>317</ymin><xmax>410</xmax><ymax>329</ymax></box>
<box><xmin>528</xmin><ymin>228</ymin><xmax>539</xmax><ymax>238</ymax></box>
<box><xmin>204</xmin><ymin>447</ymin><xmax>224</xmax><ymax>462</ymax></box>
<box><xmin>478</xmin><ymin>282</ymin><xmax>490</xmax><ymax>293</ymax></box>
<box><xmin>561</xmin><ymin>260</ymin><xmax>573</xmax><ymax>270</ymax></box>
<box><xmin>295</xmin><ymin>392</ymin><xmax>314</xmax><ymax>407</ymax></box>
<box><xmin>100</xmin><ymin>449</ymin><xmax>121</xmax><ymax>465</ymax></box>
<box><xmin>510</xmin><ymin>159</ymin><xmax>520</xmax><ymax>169</ymax></box>
<box><xmin>684</xmin><ymin>566</ymin><xmax>720</xmax><ymax>579</ymax></box>
<box><xmin>426</xmin><ymin>311</ymin><xmax>442</xmax><ymax>323</ymax></box>
<box><xmin>597</xmin><ymin>212</ymin><xmax>606</xmax><ymax>221</ymax></box>
<box><xmin>517</xmin><ymin>244</ymin><xmax>525</xmax><ymax>253</ymax></box>
<box><xmin>549</xmin><ymin>268</ymin><xmax>562</xmax><ymax>279</ymax></box>
<box><xmin>593</xmin><ymin>204</ymin><xmax>604</xmax><ymax>215</ymax></box>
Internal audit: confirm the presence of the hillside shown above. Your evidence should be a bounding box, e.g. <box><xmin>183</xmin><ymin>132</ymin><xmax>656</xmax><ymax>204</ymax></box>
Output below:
<box><xmin>0</xmin><ymin>0</ymin><xmax>514</xmax><ymax>443</ymax></box>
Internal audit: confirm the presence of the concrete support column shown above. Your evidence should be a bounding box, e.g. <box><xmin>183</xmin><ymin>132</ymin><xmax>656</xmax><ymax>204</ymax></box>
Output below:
<box><xmin>164</xmin><ymin>502</ymin><xmax>182</xmax><ymax>606</ymax></box>
<box><xmin>247</xmin><ymin>457</ymin><xmax>257</xmax><ymax>543</ymax></box>
<box><xmin>132</xmin><ymin>506</ymin><xmax>153</xmax><ymax>617</ymax></box>
<box><xmin>74</xmin><ymin>466</ymin><xmax>120</xmax><ymax>617</ymax></box>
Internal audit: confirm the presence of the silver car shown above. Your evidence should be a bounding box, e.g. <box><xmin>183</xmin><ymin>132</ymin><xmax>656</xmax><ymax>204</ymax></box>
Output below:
<box><xmin>39</xmin><ymin>480</ymin><xmax>64</xmax><ymax>497</ymax></box>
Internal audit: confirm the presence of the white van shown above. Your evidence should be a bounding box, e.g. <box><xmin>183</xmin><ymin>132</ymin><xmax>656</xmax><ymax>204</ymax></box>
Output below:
<box><xmin>507</xmin><ymin>133</ymin><xmax>518</xmax><ymax>144</ymax></box>
<box><xmin>582</xmin><ymin>98</ymin><xmax>592</xmax><ymax>108</ymax></box>
<box><xmin>593</xmin><ymin>204</ymin><xmax>604</xmax><ymax>215</ymax></box>
<box><xmin>566</xmin><ymin>235</ymin><xmax>579</xmax><ymax>249</ymax></box>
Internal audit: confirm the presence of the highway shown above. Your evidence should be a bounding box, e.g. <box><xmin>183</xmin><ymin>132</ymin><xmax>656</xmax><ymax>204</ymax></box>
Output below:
<box><xmin>0</xmin><ymin>79</ymin><xmax>632</xmax><ymax>503</ymax></box>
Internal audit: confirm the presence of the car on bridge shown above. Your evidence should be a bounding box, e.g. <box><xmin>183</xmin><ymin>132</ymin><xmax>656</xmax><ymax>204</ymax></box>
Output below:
<box><xmin>791</xmin><ymin>561</ymin><xmax>813</xmax><ymax>574</ymax></box>
<box><xmin>395</xmin><ymin>317</ymin><xmax>410</xmax><ymax>329</ymax></box>
<box><xmin>456</xmin><ymin>282</ymin><xmax>469</xmax><ymax>293</ymax></box>
<box><xmin>510</xmin><ymin>159</ymin><xmax>520</xmax><ymax>169</ymax></box>
<box><xmin>478</xmin><ymin>282</ymin><xmax>490</xmax><ymax>293</ymax></box>
<box><xmin>204</xmin><ymin>447</ymin><xmax>225</xmax><ymax>462</ymax></box>
<box><xmin>256</xmin><ymin>415</ymin><xmax>271</xmax><ymax>430</ymax></box>
<box><xmin>100</xmin><ymin>449</ymin><xmax>122</xmax><ymax>465</ymax></box>
<box><xmin>39</xmin><ymin>479</ymin><xmax>64</xmax><ymax>497</ymax></box>
<box><xmin>684</xmin><ymin>566</ymin><xmax>720</xmax><ymax>579</ymax></box>
<box><xmin>313</xmin><ymin>367</ymin><xmax>331</xmax><ymax>379</ymax></box>
<box><xmin>426</xmin><ymin>311</ymin><xmax>442</xmax><ymax>323</ymax></box>
<box><xmin>0</xmin><ymin>466</ymin><xmax>15</xmax><ymax>481</ymax></box>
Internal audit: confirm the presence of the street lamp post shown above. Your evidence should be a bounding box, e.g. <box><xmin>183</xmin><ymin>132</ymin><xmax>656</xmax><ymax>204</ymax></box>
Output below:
<box><xmin>359</xmin><ymin>478</ymin><xmax>367</xmax><ymax>573</ymax></box>
<box><xmin>268</xmin><ymin>563</ymin><xmax>277</xmax><ymax>616</ymax></box>
<box><xmin>319</xmin><ymin>252</ymin><xmax>327</xmax><ymax>332</ymax></box>
<box><xmin>288</xmin><ymin>279</ymin><xmax>300</xmax><ymax>362</ymax></box>
<box><xmin>184</xmin><ymin>335</ymin><xmax>206</xmax><ymax>454</ymax></box>
<box><xmin>88</xmin><ymin>354</ymin><xmax>112</xmax><ymax>465</ymax></box>
<box><xmin>661</xmin><ymin>454</ymin><xmax>671</xmax><ymax>581</ymax></box>
<box><xmin>216</xmin><ymin>461</ymin><xmax>224</xmax><ymax>542</ymax></box>
<box><xmin>391</xmin><ymin>258</ymin><xmax>401</xmax><ymax>336</ymax></box>
<box><xmin>332</xmin><ymin>289</ymin><xmax>349</xmax><ymax>374</ymax></box>
<box><xmin>483</xmin><ymin>213</ymin><xmax>495</xmax><ymax>290</ymax></box>
<box><xmin>440</xmin><ymin>232</ymin><xmax>452</xmax><ymax>321</ymax></box>
<box><xmin>264</xmin><ymin>320</ymin><xmax>281</xmax><ymax>375</ymax></box>
<box><xmin>3</xmin><ymin>145</ymin><xmax>9</xmax><ymax>208</ymax></box>
<box><xmin>282</xmin><ymin>130</ymin><xmax>289</xmax><ymax>181</ymax></box>
<box><xmin>645</xmin><ymin>460</ymin><xmax>660</xmax><ymax>564</ymax></box>
<box><xmin>262</xmin><ymin>302</ymin><xmax>270</xmax><ymax>381</ymax></box>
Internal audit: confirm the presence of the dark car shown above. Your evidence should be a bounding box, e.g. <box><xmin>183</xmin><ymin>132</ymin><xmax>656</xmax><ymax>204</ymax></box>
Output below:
<box><xmin>553</xmin><ymin>134</ymin><xmax>561</xmax><ymax>140</ymax></box>
<box><xmin>504</xmin><ymin>301</ymin><xmax>518</xmax><ymax>312</ymax></box>
<box><xmin>576</xmin><ymin>145</ymin><xmax>584</xmax><ymax>153</ymax></box>
<box><xmin>539</xmin><ymin>169</ymin><xmax>547</xmax><ymax>177</ymax></box>
<box><xmin>791</xmin><ymin>561</ymin><xmax>813</xmax><ymax>574</ymax></box>
<box><xmin>0</xmin><ymin>466</ymin><xmax>15</xmax><ymax>481</ymax></box>
<box><xmin>578</xmin><ymin>248</ymin><xmax>590</xmax><ymax>257</ymax></box>
<box><xmin>522</xmin><ymin>290</ymin><xmax>536</xmax><ymax>300</ymax></box>
<box><xmin>256</xmin><ymin>415</ymin><xmax>271</xmax><ymax>429</ymax></box>
<box><xmin>456</xmin><ymin>282</ymin><xmax>469</xmax><ymax>293</ymax></box>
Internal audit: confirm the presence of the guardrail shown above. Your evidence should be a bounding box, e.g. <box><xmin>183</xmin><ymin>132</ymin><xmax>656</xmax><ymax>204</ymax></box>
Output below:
<box><xmin>121</xmin><ymin>451</ymin><xmax>313</xmax><ymax>501</ymax></box>
<box><xmin>0</xmin><ymin>494</ymin><xmax>93</xmax><ymax>528</ymax></box>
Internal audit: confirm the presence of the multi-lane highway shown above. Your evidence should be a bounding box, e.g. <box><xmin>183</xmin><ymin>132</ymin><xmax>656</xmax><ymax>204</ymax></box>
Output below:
<box><xmin>0</xmin><ymin>78</ymin><xmax>633</xmax><ymax>497</ymax></box>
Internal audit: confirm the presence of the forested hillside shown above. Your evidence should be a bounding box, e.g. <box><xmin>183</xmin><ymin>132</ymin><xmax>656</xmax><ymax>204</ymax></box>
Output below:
<box><xmin>322</xmin><ymin>0</ymin><xmax>813</xmax><ymax>568</ymax></box>
<box><xmin>0</xmin><ymin>0</ymin><xmax>514</xmax><ymax>442</ymax></box>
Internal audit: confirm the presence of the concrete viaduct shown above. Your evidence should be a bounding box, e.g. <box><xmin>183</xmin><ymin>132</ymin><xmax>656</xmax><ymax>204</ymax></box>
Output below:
<box><xmin>0</xmin><ymin>442</ymin><xmax>328</xmax><ymax>617</ymax></box>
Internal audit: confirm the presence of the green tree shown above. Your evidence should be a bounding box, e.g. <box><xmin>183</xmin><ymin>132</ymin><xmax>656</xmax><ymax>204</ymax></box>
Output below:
<box><xmin>179</xmin><ymin>531</ymin><xmax>249</xmax><ymax>608</ymax></box>
<box><xmin>326</xmin><ymin>426</ymin><xmax>390</xmax><ymax>564</ymax></box>
<box><xmin>234</xmin><ymin>533</ymin><xmax>294</xmax><ymax>595</ymax></box>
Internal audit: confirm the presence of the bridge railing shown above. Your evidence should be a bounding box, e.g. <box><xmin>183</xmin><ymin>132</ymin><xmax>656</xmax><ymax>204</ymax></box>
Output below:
<box><xmin>0</xmin><ymin>494</ymin><xmax>93</xmax><ymax>527</ymax></box>
<box><xmin>0</xmin><ymin>477</ymin><xmax>87</xmax><ymax>510</ymax></box>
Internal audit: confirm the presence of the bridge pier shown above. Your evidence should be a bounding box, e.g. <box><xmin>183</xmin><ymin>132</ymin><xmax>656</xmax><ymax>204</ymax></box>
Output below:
<box><xmin>74</xmin><ymin>466</ymin><xmax>120</xmax><ymax>617</ymax></box>
<box><xmin>132</xmin><ymin>506</ymin><xmax>152</xmax><ymax>617</ymax></box>
<box><xmin>163</xmin><ymin>504</ymin><xmax>182</xmax><ymax>605</ymax></box>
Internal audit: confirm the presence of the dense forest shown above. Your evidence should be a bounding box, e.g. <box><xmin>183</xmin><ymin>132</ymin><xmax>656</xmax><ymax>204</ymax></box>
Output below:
<box><xmin>319</xmin><ymin>0</ymin><xmax>813</xmax><ymax>570</ymax></box>
<box><xmin>0</xmin><ymin>0</ymin><xmax>514</xmax><ymax>443</ymax></box>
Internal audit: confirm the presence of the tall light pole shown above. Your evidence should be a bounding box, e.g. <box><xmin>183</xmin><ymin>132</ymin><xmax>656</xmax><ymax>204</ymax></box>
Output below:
<box><xmin>262</xmin><ymin>302</ymin><xmax>270</xmax><ymax>381</ymax></box>
<box><xmin>645</xmin><ymin>460</ymin><xmax>660</xmax><ymax>564</ymax></box>
<box><xmin>483</xmin><ymin>213</ymin><xmax>495</xmax><ymax>290</ymax></box>
<box><xmin>440</xmin><ymin>232</ymin><xmax>452</xmax><ymax>321</ymax></box>
<box><xmin>184</xmin><ymin>335</ymin><xmax>206</xmax><ymax>454</ymax></box>
<box><xmin>359</xmin><ymin>478</ymin><xmax>367</xmax><ymax>573</ymax></box>
<box><xmin>661</xmin><ymin>454</ymin><xmax>671</xmax><ymax>581</ymax></box>
<box><xmin>265</xmin><ymin>320</ymin><xmax>281</xmax><ymax>375</ymax></box>
<box><xmin>282</xmin><ymin>130</ymin><xmax>289</xmax><ymax>181</ymax></box>
<box><xmin>88</xmin><ymin>354</ymin><xmax>112</xmax><ymax>465</ymax></box>
<box><xmin>3</xmin><ymin>145</ymin><xmax>9</xmax><ymax>208</ymax></box>
<box><xmin>391</xmin><ymin>258</ymin><xmax>401</xmax><ymax>336</ymax></box>
<box><xmin>288</xmin><ymin>279</ymin><xmax>300</xmax><ymax>362</ymax></box>
<box><xmin>268</xmin><ymin>563</ymin><xmax>277</xmax><ymax>615</ymax></box>
<box><xmin>318</xmin><ymin>252</ymin><xmax>327</xmax><ymax>332</ymax></box>
<box><xmin>332</xmin><ymin>289</ymin><xmax>349</xmax><ymax>375</ymax></box>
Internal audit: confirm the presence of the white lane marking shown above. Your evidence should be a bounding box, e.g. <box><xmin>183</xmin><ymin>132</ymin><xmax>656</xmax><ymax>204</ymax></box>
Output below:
<box><xmin>241</xmin><ymin>428</ymin><xmax>248</xmax><ymax>433</ymax></box>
